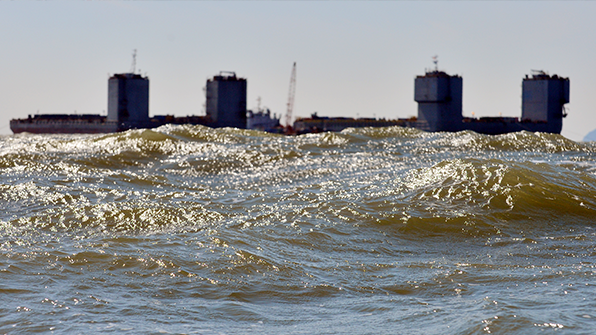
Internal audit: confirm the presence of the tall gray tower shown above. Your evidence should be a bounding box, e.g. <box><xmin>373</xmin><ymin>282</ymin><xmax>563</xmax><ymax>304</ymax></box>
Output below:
<box><xmin>414</xmin><ymin>70</ymin><xmax>463</xmax><ymax>132</ymax></box>
<box><xmin>522</xmin><ymin>71</ymin><xmax>569</xmax><ymax>133</ymax></box>
<box><xmin>107</xmin><ymin>73</ymin><xmax>150</xmax><ymax>127</ymax></box>
<box><xmin>206</xmin><ymin>72</ymin><xmax>247</xmax><ymax>129</ymax></box>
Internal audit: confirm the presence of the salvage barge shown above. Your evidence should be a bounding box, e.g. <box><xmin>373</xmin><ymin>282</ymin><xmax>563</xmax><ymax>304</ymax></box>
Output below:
<box><xmin>413</xmin><ymin>69</ymin><xmax>569</xmax><ymax>134</ymax></box>
<box><xmin>9</xmin><ymin>68</ymin><xmax>570</xmax><ymax>136</ymax></box>
<box><xmin>294</xmin><ymin>69</ymin><xmax>569</xmax><ymax>135</ymax></box>
<box><xmin>10</xmin><ymin>72</ymin><xmax>213</xmax><ymax>134</ymax></box>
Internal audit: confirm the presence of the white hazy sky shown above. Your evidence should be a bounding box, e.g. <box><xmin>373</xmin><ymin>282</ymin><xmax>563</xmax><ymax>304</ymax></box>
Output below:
<box><xmin>1</xmin><ymin>1</ymin><xmax>594</xmax><ymax>141</ymax></box>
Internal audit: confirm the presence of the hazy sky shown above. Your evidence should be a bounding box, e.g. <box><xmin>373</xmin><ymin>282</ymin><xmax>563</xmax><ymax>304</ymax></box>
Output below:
<box><xmin>1</xmin><ymin>1</ymin><xmax>595</xmax><ymax>141</ymax></box>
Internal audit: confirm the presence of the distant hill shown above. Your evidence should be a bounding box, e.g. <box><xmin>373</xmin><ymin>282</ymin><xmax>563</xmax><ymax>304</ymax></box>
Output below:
<box><xmin>583</xmin><ymin>129</ymin><xmax>596</xmax><ymax>142</ymax></box>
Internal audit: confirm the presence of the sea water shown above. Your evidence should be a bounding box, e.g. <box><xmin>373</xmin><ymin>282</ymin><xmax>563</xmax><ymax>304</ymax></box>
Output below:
<box><xmin>1</xmin><ymin>125</ymin><xmax>596</xmax><ymax>334</ymax></box>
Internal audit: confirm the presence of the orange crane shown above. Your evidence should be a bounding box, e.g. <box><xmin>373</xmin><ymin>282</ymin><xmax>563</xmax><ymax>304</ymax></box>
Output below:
<box><xmin>285</xmin><ymin>62</ymin><xmax>297</xmax><ymax>129</ymax></box>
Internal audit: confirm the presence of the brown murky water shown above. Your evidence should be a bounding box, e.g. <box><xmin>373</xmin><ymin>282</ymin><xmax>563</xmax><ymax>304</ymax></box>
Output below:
<box><xmin>2</xmin><ymin>125</ymin><xmax>596</xmax><ymax>333</ymax></box>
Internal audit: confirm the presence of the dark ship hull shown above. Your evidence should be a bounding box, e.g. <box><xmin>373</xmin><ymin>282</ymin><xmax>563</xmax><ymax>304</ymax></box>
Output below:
<box><xmin>461</xmin><ymin>117</ymin><xmax>562</xmax><ymax>135</ymax></box>
<box><xmin>10</xmin><ymin>115</ymin><xmax>119</xmax><ymax>134</ymax></box>
<box><xmin>9</xmin><ymin>114</ymin><xmax>214</xmax><ymax>134</ymax></box>
<box><xmin>11</xmin><ymin>114</ymin><xmax>563</xmax><ymax>136</ymax></box>
<box><xmin>294</xmin><ymin>115</ymin><xmax>563</xmax><ymax>136</ymax></box>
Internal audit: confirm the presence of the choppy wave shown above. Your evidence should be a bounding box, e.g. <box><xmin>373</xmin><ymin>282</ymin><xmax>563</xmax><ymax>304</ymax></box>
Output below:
<box><xmin>2</xmin><ymin>125</ymin><xmax>595</xmax><ymax>236</ymax></box>
<box><xmin>2</xmin><ymin>125</ymin><xmax>596</xmax><ymax>333</ymax></box>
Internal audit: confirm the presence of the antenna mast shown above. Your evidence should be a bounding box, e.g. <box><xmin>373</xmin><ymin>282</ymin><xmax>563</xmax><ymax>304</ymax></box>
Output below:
<box><xmin>130</xmin><ymin>49</ymin><xmax>137</xmax><ymax>74</ymax></box>
<box><xmin>433</xmin><ymin>55</ymin><xmax>438</xmax><ymax>72</ymax></box>
<box><xmin>285</xmin><ymin>62</ymin><xmax>297</xmax><ymax>128</ymax></box>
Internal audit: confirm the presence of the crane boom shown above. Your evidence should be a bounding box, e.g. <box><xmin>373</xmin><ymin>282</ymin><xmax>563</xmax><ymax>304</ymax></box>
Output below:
<box><xmin>285</xmin><ymin>62</ymin><xmax>297</xmax><ymax>128</ymax></box>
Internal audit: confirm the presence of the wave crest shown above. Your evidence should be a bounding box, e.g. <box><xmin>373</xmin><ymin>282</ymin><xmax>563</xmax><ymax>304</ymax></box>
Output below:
<box><xmin>395</xmin><ymin>158</ymin><xmax>596</xmax><ymax>236</ymax></box>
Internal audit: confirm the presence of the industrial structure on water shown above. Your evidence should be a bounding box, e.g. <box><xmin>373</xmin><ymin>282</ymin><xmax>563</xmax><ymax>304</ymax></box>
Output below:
<box><xmin>295</xmin><ymin>68</ymin><xmax>569</xmax><ymax>135</ymax></box>
<box><xmin>413</xmin><ymin>68</ymin><xmax>569</xmax><ymax>134</ymax></box>
<box><xmin>10</xmin><ymin>71</ymin><xmax>253</xmax><ymax>134</ymax></box>
<box><xmin>9</xmin><ymin>60</ymin><xmax>569</xmax><ymax>136</ymax></box>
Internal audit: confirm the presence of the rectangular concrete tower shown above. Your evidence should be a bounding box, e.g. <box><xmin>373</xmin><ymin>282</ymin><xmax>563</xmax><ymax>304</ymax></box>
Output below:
<box><xmin>414</xmin><ymin>70</ymin><xmax>463</xmax><ymax>132</ymax></box>
<box><xmin>522</xmin><ymin>71</ymin><xmax>569</xmax><ymax>133</ymax></box>
<box><xmin>107</xmin><ymin>73</ymin><xmax>150</xmax><ymax>126</ymax></box>
<box><xmin>205</xmin><ymin>72</ymin><xmax>247</xmax><ymax>129</ymax></box>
